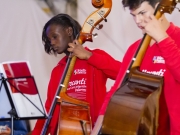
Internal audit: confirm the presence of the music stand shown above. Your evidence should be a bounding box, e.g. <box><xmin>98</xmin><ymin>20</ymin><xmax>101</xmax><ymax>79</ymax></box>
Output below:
<box><xmin>0</xmin><ymin>61</ymin><xmax>47</xmax><ymax>135</ymax></box>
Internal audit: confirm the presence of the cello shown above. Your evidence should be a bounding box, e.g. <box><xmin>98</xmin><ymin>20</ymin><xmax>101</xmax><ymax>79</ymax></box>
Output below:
<box><xmin>99</xmin><ymin>0</ymin><xmax>180</xmax><ymax>134</ymax></box>
<box><xmin>40</xmin><ymin>0</ymin><xmax>112</xmax><ymax>135</ymax></box>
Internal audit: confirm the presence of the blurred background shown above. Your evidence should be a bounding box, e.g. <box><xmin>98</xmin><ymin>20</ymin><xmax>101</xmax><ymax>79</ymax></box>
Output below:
<box><xmin>0</xmin><ymin>0</ymin><xmax>180</xmax><ymax>130</ymax></box>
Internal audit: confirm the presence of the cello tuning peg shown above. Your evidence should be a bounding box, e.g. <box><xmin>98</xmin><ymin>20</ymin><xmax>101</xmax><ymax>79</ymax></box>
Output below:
<box><xmin>87</xmin><ymin>19</ymin><xmax>102</xmax><ymax>30</ymax></box>
<box><xmin>92</xmin><ymin>33</ymin><xmax>98</xmax><ymax>38</ymax></box>
<box><xmin>100</xmin><ymin>14</ymin><xmax>107</xmax><ymax>22</ymax></box>
<box><xmin>97</xmin><ymin>10</ymin><xmax>107</xmax><ymax>22</ymax></box>
<box><xmin>98</xmin><ymin>24</ymin><xmax>103</xmax><ymax>29</ymax></box>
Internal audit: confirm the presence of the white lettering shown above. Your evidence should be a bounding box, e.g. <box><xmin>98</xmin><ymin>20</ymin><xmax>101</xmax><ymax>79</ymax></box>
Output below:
<box><xmin>69</xmin><ymin>78</ymin><xmax>86</xmax><ymax>87</ymax></box>
<box><xmin>75</xmin><ymin>89</ymin><xmax>86</xmax><ymax>92</ymax></box>
<box><xmin>74</xmin><ymin>69</ymin><xmax>86</xmax><ymax>75</ymax></box>
<box><xmin>142</xmin><ymin>69</ymin><xmax>166</xmax><ymax>76</ymax></box>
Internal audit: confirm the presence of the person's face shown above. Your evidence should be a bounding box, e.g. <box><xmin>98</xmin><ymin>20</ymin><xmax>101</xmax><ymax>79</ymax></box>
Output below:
<box><xmin>130</xmin><ymin>1</ymin><xmax>156</xmax><ymax>34</ymax></box>
<box><xmin>46</xmin><ymin>24</ymin><xmax>73</xmax><ymax>54</ymax></box>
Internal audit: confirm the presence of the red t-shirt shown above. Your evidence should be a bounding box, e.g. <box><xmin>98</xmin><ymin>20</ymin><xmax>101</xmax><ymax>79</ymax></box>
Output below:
<box><xmin>67</xmin><ymin>60</ymin><xmax>88</xmax><ymax>101</ymax></box>
<box><xmin>32</xmin><ymin>48</ymin><xmax>121</xmax><ymax>135</ymax></box>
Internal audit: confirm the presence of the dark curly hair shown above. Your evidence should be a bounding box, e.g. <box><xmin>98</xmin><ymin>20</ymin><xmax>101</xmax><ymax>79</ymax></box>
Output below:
<box><xmin>42</xmin><ymin>14</ymin><xmax>81</xmax><ymax>54</ymax></box>
<box><xmin>122</xmin><ymin>0</ymin><xmax>160</xmax><ymax>10</ymax></box>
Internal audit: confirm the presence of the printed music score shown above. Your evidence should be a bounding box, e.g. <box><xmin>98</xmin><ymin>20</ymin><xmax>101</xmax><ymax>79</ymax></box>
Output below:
<box><xmin>0</xmin><ymin>61</ymin><xmax>46</xmax><ymax>119</ymax></box>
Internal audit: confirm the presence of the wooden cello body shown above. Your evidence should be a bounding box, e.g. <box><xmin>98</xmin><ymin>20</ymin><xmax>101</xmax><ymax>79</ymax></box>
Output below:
<box><xmin>40</xmin><ymin>0</ymin><xmax>112</xmax><ymax>135</ymax></box>
<box><xmin>100</xmin><ymin>0</ymin><xmax>178</xmax><ymax>134</ymax></box>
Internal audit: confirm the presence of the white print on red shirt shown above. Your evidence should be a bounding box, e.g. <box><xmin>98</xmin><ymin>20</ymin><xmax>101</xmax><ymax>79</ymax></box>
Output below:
<box><xmin>68</xmin><ymin>84</ymin><xmax>87</xmax><ymax>91</ymax></box>
<box><xmin>74</xmin><ymin>69</ymin><xmax>86</xmax><ymax>75</ymax></box>
<box><xmin>67</xmin><ymin>77</ymin><xmax>87</xmax><ymax>100</ymax></box>
<box><xmin>153</xmin><ymin>56</ymin><xmax>165</xmax><ymax>64</ymax></box>
<box><xmin>142</xmin><ymin>69</ymin><xmax>166</xmax><ymax>76</ymax></box>
<box><xmin>68</xmin><ymin>78</ymin><xmax>86</xmax><ymax>86</ymax></box>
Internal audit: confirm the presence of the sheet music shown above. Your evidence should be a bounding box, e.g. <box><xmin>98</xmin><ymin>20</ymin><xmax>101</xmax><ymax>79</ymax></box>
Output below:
<box><xmin>0</xmin><ymin>61</ymin><xmax>47</xmax><ymax>119</ymax></box>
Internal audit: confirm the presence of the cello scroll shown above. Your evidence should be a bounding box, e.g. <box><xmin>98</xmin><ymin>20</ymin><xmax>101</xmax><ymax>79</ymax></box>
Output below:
<box><xmin>77</xmin><ymin>0</ymin><xmax>112</xmax><ymax>44</ymax></box>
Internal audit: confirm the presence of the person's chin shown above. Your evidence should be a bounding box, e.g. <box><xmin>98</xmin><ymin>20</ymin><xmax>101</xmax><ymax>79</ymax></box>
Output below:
<box><xmin>56</xmin><ymin>49</ymin><xmax>64</xmax><ymax>54</ymax></box>
<box><xmin>141</xmin><ymin>29</ymin><xmax>146</xmax><ymax>35</ymax></box>
<box><xmin>57</xmin><ymin>51</ymin><xmax>63</xmax><ymax>54</ymax></box>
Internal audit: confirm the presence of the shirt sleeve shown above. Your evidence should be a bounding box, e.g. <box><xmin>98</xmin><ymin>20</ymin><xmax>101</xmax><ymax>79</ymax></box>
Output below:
<box><xmin>157</xmin><ymin>37</ymin><xmax>180</xmax><ymax>82</ymax></box>
<box><xmin>87</xmin><ymin>49</ymin><xmax>121</xmax><ymax>80</ymax></box>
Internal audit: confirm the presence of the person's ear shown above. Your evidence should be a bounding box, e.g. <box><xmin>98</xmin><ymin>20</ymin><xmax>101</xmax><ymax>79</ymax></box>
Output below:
<box><xmin>66</xmin><ymin>27</ymin><xmax>73</xmax><ymax>36</ymax></box>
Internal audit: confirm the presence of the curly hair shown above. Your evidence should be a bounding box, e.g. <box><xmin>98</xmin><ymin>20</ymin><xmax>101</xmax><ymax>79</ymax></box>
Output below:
<box><xmin>42</xmin><ymin>14</ymin><xmax>81</xmax><ymax>54</ymax></box>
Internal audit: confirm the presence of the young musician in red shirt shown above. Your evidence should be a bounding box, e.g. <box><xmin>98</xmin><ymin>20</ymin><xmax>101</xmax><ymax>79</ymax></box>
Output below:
<box><xmin>32</xmin><ymin>14</ymin><xmax>121</xmax><ymax>135</ymax></box>
<box><xmin>96</xmin><ymin>0</ymin><xmax>180</xmax><ymax>135</ymax></box>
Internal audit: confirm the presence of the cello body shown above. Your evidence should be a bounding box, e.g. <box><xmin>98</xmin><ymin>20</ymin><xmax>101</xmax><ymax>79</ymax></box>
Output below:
<box><xmin>101</xmin><ymin>67</ymin><xmax>163</xmax><ymax>134</ymax></box>
<box><xmin>57</xmin><ymin>101</ymin><xmax>91</xmax><ymax>135</ymax></box>
<box><xmin>100</xmin><ymin>0</ymin><xmax>178</xmax><ymax>134</ymax></box>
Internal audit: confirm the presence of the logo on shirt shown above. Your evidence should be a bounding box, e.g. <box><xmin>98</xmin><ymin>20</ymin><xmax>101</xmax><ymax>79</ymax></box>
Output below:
<box><xmin>68</xmin><ymin>78</ymin><xmax>87</xmax><ymax>94</ymax></box>
<box><xmin>142</xmin><ymin>69</ymin><xmax>166</xmax><ymax>76</ymax></box>
<box><xmin>74</xmin><ymin>69</ymin><xmax>86</xmax><ymax>75</ymax></box>
<box><xmin>153</xmin><ymin>56</ymin><xmax>165</xmax><ymax>64</ymax></box>
<box><xmin>69</xmin><ymin>78</ymin><xmax>86</xmax><ymax>87</ymax></box>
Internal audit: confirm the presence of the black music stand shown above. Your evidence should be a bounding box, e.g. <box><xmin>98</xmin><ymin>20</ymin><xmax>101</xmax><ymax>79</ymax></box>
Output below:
<box><xmin>0</xmin><ymin>61</ymin><xmax>47</xmax><ymax>135</ymax></box>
